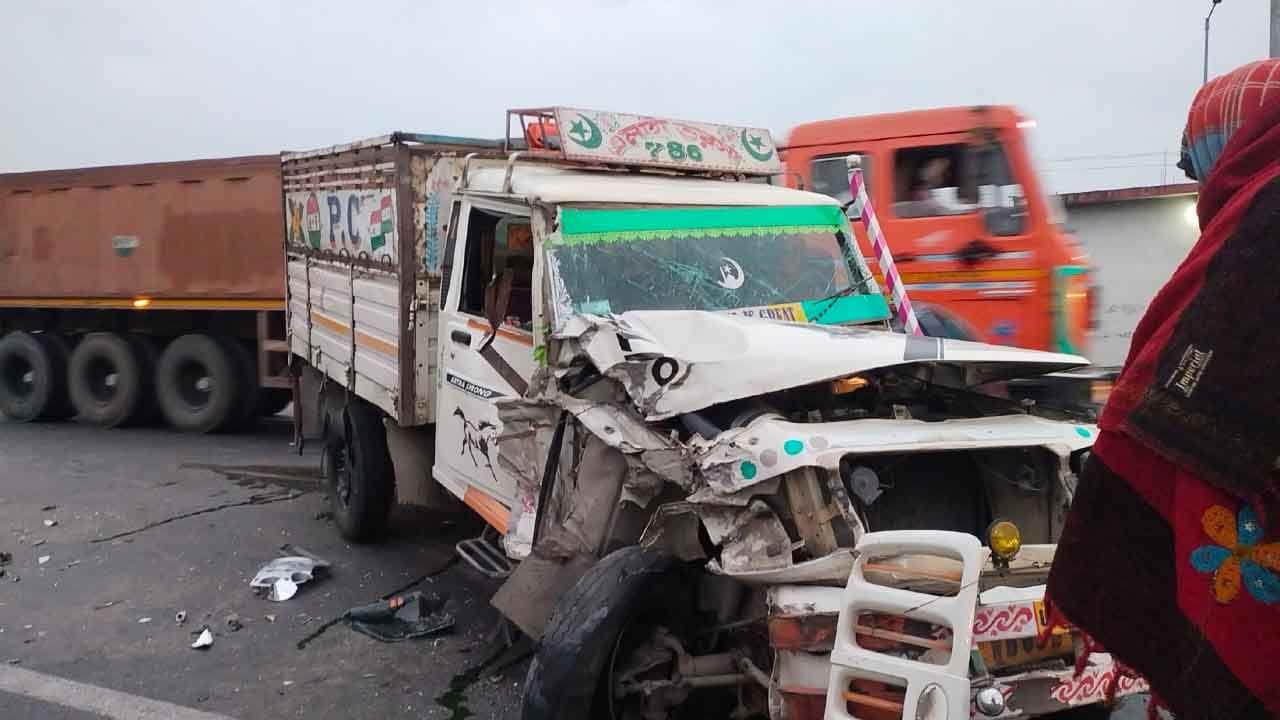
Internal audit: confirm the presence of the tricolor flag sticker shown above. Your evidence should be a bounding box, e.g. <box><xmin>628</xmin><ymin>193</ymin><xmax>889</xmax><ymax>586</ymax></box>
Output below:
<box><xmin>368</xmin><ymin>195</ymin><xmax>394</xmax><ymax>252</ymax></box>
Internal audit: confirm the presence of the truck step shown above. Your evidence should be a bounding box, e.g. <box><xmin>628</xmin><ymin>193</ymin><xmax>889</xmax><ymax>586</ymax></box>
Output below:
<box><xmin>455</xmin><ymin>527</ymin><xmax>513</xmax><ymax>579</ymax></box>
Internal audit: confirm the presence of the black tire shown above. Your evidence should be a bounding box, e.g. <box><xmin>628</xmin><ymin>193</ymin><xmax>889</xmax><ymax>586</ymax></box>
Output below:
<box><xmin>155</xmin><ymin>334</ymin><xmax>241</xmax><ymax>433</ymax></box>
<box><xmin>0</xmin><ymin>331</ymin><xmax>61</xmax><ymax>422</ymax></box>
<box><xmin>325</xmin><ymin>399</ymin><xmax>394</xmax><ymax>542</ymax></box>
<box><xmin>35</xmin><ymin>333</ymin><xmax>75</xmax><ymax>420</ymax></box>
<box><xmin>257</xmin><ymin>388</ymin><xmax>293</xmax><ymax>417</ymax></box>
<box><xmin>67</xmin><ymin>332</ymin><xmax>146</xmax><ymax>427</ymax></box>
<box><xmin>522</xmin><ymin>546</ymin><xmax>678</xmax><ymax>720</ymax></box>
<box><xmin>218</xmin><ymin>337</ymin><xmax>258</xmax><ymax>431</ymax></box>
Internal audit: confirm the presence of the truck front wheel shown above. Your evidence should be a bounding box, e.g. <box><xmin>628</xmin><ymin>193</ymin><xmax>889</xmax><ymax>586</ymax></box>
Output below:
<box><xmin>523</xmin><ymin>547</ymin><xmax>697</xmax><ymax>720</ymax></box>
<box><xmin>0</xmin><ymin>331</ymin><xmax>69</xmax><ymax>422</ymax></box>
<box><xmin>325</xmin><ymin>399</ymin><xmax>394</xmax><ymax>542</ymax></box>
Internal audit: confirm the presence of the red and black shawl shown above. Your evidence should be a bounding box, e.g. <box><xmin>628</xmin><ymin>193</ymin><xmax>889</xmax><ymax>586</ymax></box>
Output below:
<box><xmin>1046</xmin><ymin>77</ymin><xmax>1280</xmax><ymax>718</ymax></box>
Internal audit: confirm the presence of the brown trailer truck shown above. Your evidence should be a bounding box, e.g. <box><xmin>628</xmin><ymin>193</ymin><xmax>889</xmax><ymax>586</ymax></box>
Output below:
<box><xmin>0</xmin><ymin>155</ymin><xmax>289</xmax><ymax>431</ymax></box>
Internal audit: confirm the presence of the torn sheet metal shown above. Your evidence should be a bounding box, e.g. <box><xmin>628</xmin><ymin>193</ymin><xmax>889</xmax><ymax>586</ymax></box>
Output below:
<box><xmin>708</xmin><ymin>550</ymin><xmax>855</xmax><ymax>585</ymax></box>
<box><xmin>638</xmin><ymin>502</ymin><xmax>706</xmax><ymax>562</ymax></box>
<box><xmin>554</xmin><ymin>311</ymin><xmax>1088</xmax><ymax>420</ymax></box>
<box><xmin>494</xmin><ymin>401</ymin><xmax>563</xmax><ymax>559</ymax></box>
<box><xmin>700</xmin><ymin>501</ymin><xmax>792</xmax><ymax>574</ymax></box>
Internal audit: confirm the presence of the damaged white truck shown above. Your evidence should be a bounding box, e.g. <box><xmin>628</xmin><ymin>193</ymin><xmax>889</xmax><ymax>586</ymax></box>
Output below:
<box><xmin>283</xmin><ymin>108</ymin><xmax>1144</xmax><ymax>720</ymax></box>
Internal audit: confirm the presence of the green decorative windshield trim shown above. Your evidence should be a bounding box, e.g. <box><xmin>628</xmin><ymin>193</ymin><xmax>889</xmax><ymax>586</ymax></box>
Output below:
<box><xmin>801</xmin><ymin>293</ymin><xmax>891</xmax><ymax>325</ymax></box>
<box><xmin>559</xmin><ymin>205</ymin><xmax>844</xmax><ymax>240</ymax></box>
<box><xmin>554</xmin><ymin>224</ymin><xmax>837</xmax><ymax>247</ymax></box>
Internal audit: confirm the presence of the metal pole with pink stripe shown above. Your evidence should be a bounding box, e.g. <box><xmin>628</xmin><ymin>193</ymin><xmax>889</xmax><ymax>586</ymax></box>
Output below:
<box><xmin>847</xmin><ymin>155</ymin><xmax>922</xmax><ymax>336</ymax></box>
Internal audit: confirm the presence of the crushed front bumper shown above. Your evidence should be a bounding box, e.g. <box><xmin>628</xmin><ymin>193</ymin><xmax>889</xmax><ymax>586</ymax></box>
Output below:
<box><xmin>765</xmin><ymin>530</ymin><xmax>1145</xmax><ymax>720</ymax></box>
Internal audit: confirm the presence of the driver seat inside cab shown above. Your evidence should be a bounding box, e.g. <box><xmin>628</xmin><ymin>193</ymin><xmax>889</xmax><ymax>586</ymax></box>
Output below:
<box><xmin>781</xmin><ymin>106</ymin><xmax>1095</xmax><ymax>356</ymax></box>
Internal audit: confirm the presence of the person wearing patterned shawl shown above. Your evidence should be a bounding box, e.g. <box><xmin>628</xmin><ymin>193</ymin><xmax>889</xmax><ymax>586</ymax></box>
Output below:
<box><xmin>1046</xmin><ymin>60</ymin><xmax>1280</xmax><ymax>719</ymax></box>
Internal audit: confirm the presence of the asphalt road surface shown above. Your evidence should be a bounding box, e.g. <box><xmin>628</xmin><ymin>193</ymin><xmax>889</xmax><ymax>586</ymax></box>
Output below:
<box><xmin>0</xmin><ymin>417</ymin><xmax>526</xmax><ymax>720</ymax></box>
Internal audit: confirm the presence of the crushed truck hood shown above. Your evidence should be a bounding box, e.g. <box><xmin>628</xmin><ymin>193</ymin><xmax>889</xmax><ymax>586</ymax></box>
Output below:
<box><xmin>557</xmin><ymin>311</ymin><xmax>1089</xmax><ymax>419</ymax></box>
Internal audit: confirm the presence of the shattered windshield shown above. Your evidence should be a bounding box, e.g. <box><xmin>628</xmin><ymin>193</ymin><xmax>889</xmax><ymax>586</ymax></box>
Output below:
<box><xmin>548</xmin><ymin>205</ymin><xmax>889</xmax><ymax>325</ymax></box>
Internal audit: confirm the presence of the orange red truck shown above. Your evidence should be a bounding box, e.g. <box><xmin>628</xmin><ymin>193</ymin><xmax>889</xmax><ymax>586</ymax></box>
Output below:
<box><xmin>782</xmin><ymin>106</ymin><xmax>1096</xmax><ymax>363</ymax></box>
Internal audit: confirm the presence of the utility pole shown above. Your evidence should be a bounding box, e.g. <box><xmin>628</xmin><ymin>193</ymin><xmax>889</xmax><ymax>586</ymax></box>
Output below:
<box><xmin>1272</xmin><ymin>0</ymin><xmax>1280</xmax><ymax>57</ymax></box>
<box><xmin>1205</xmin><ymin>0</ymin><xmax>1222</xmax><ymax>84</ymax></box>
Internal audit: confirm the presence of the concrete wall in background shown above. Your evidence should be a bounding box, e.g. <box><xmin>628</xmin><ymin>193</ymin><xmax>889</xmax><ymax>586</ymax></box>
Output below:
<box><xmin>1064</xmin><ymin>194</ymin><xmax>1201</xmax><ymax>368</ymax></box>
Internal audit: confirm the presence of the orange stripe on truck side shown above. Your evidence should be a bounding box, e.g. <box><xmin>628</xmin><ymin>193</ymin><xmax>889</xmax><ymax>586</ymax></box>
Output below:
<box><xmin>463</xmin><ymin>486</ymin><xmax>510</xmax><ymax>534</ymax></box>
<box><xmin>308</xmin><ymin>311</ymin><xmax>399</xmax><ymax>357</ymax></box>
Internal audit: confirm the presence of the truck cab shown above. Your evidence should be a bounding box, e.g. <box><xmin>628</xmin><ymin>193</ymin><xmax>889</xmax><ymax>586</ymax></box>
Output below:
<box><xmin>783</xmin><ymin>106</ymin><xmax>1095</xmax><ymax>356</ymax></box>
<box><xmin>285</xmin><ymin>108</ymin><xmax>1134</xmax><ymax>720</ymax></box>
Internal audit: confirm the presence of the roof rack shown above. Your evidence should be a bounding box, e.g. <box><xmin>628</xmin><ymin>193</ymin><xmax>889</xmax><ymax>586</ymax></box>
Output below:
<box><xmin>282</xmin><ymin>132</ymin><xmax>502</xmax><ymax>162</ymax></box>
<box><xmin>503</xmin><ymin>106</ymin><xmax>782</xmax><ymax>177</ymax></box>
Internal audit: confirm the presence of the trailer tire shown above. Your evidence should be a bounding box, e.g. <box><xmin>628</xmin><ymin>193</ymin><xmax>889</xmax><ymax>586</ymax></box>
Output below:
<box><xmin>521</xmin><ymin>546</ymin><xmax>679</xmax><ymax>720</ymax></box>
<box><xmin>156</xmin><ymin>334</ymin><xmax>241</xmax><ymax>433</ymax></box>
<box><xmin>325</xmin><ymin>399</ymin><xmax>394</xmax><ymax>542</ymax></box>
<box><xmin>68</xmin><ymin>332</ymin><xmax>148</xmax><ymax>428</ymax></box>
<box><xmin>0</xmin><ymin>331</ymin><xmax>63</xmax><ymax>422</ymax></box>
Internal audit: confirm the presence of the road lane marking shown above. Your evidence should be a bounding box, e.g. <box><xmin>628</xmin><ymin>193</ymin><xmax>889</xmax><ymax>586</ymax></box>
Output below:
<box><xmin>0</xmin><ymin>665</ymin><xmax>238</xmax><ymax>720</ymax></box>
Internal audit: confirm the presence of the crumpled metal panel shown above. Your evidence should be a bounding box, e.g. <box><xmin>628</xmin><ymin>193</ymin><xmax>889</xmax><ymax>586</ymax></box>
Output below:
<box><xmin>553</xmin><ymin>311</ymin><xmax>1087</xmax><ymax>421</ymax></box>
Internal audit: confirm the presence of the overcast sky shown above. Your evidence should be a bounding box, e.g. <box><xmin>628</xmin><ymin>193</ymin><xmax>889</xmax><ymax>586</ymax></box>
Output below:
<box><xmin>1</xmin><ymin>0</ymin><xmax>1269</xmax><ymax>192</ymax></box>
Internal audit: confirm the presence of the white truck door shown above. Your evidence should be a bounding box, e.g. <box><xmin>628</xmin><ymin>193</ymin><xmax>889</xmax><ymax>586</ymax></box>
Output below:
<box><xmin>434</xmin><ymin>199</ymin><xmax>537</xmax><ymax>532</ymax></box>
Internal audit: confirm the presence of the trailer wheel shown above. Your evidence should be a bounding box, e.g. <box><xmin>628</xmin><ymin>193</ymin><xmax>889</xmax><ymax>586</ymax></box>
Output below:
<box><xmin>325</xmin><ymin>399</ymin><xmax>394</xmax><ymax>542</ymax></box>
<box><xmin>68</xmin><ymin>332</ymin><xmax>149</xmax><ymax>427</ymax></box>
<box><xmin>156</xmin><ymin>334</ymin><xmax>240</xmax><ymax>433</ymax></box>
<box><xmin>522</xmin><ymin>547</ymin><xmax>686</xmax><ymax>720</ymax></box>
<box><xmin>0</xmin><ymin>331</ymin><xmax>63</xmax><ymax>422</ymax></box>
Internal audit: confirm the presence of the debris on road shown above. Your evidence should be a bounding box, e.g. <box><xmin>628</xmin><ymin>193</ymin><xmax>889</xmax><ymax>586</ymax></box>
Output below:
<box><xmin>42</xmin><ymin>519</ymin><xmax>56</xmax><ymax>527</ymax></box>
<box><xmin>346</xmin><ymin>592</ymin><xmax>455</xmax><ymax>644</ymax></box>
<box><xmin>265</xmin><ymin>614</ymin><xmax>276</xmax><ymax>623</ymax></box>
<box><xmin>138</xmin><ymin>617</ymin><xmax>153</xmax><ymax>624</ymax></box>
<box><xmin>37</xmin><ymin>555</ymin><xmax>49</xmax><ymax>565</ymax></box>
<box><xmin>271</xmin><ymin>579</ymin><xmax>298</xmax><ymax>602</ymax></box>
<box><xmin>250</xmin><ymin>555</ymin><xmax>328</xmax><ymax>602</ymax></box>
<box><xmin>29</xmin><ymin>539</ymin><xmax>45</xmax><ymax>547</ymax></box>
<box><xmin>92</xmin><ymin>601</ymin><xmax>118</xmax><ymax>611</ymax></box>
<box><xmin>175</xmin><ymin>611</ymin><xmax>187</xmax><ymax>625</ymax></box>
<box><xmin>225</xmin><ymin>613</ymin><xmax>243</xmax><ymax>632</ymax></box>
<box><xmin>191</xmin><ymin>627</ymin><xmax>214</xmax><ymax>649</ymax></box>
<box><xmin>39</xmin><ymin>505</ymin><xmax>56</xmax><ymax>512</ymax></box>
<box><xmin>0</xmin><ymin>552</ymin><xmax>12</xmax><ymax>565</ymax></box>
